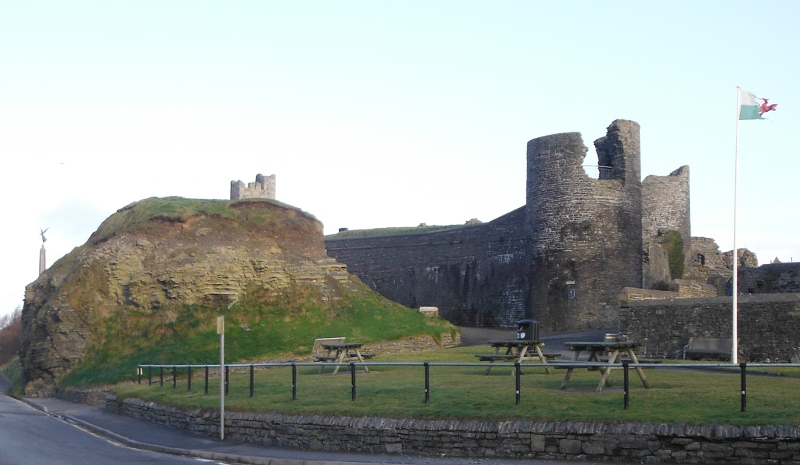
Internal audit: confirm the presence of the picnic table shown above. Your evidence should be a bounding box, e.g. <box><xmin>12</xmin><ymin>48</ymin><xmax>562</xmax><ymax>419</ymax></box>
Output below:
<box><xmin>316</xmin><ymin>342</ymin><xmax>374</xmax><ymax>375</ymax></box>
<box><xmin>475</xmin><ymin>339</ymin><xmax>558</xmax><ymax>375</ymax></box>
<box><xmin>560</xmin><ymin>341</ymin><xmax>650</xmax><ymax>392</ymax></box>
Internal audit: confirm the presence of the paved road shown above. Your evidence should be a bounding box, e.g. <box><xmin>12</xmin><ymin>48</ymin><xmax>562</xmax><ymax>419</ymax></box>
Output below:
<box><xmin>0</xmin><ymin>394</ymin><xmax>201</xmax><ymax>465</ymax></box>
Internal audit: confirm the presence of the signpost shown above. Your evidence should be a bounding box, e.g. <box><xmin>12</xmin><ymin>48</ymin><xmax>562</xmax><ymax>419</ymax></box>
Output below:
<box><xmin>217</xmin><ymin>315</ymin><xmax>225</xmax><ymax>440</ymax></box>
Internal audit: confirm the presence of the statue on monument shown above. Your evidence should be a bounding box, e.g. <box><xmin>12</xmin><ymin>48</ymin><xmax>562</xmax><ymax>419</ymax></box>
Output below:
<box><xmin>39</xmin><ymin>228</ymin><xmax>49</xmax><ymax>275</ymax></box>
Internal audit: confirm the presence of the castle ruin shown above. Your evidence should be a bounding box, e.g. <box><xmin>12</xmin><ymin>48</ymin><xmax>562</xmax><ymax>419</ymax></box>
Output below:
<box><xmin>326</xmin><ymin>120</ymin><xmax>692</xmax><ymax>331</ymax></box>
<box><xmin>231</xmin><ymin>173</ymin><xmax>276</xmax><ymax>200</ymax></box>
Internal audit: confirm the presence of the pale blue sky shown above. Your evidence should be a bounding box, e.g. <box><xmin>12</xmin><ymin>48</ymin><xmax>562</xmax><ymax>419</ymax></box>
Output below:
<box><xmin>2</xmin><ymin>1</ymin><xmax>798</xmax><ymax>318</ymax></box>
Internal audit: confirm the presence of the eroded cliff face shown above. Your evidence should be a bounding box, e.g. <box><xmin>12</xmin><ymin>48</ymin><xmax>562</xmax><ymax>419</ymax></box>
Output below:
<box><xmin>21</xmin><ymin>198</ymin><xmax>350</xmax><ymax>396</ymax></box>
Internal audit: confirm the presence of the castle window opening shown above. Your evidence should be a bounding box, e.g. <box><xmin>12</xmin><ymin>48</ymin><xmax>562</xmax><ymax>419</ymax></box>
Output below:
<box><xmin>696</xmin><ymin>254</ymin><xmax>705</xmax><ymax>266</ymax></box>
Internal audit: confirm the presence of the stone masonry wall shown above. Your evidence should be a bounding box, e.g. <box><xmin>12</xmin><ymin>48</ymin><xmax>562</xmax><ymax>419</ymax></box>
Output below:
<box><xmin>108</xmin><ymin>396</ymin><xmax>800</xmax><ymax>464</ymax></box>
<box><xmin>526</xmin><ymin>120</ymin><xmax>643</xmax><ymax>331</ymax></box>
<box><xmin>326</xmin><ymin>208</ymin><xmax>529</xmax><ymax>328</ymax></box>
<box><xmin>619</xmin><ymin>293</ymin><xmax>800</xmax><ymax>361</ymax></box>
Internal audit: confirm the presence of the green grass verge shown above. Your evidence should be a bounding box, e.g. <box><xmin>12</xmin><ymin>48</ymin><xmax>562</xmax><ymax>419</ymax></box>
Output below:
<box><xmin>1</xmin><ymin>358</ymin><xmax>25</xmax><ymax>397</ymax></box>
<box><xmin>114</xmin><ymin>347</ymin><xmax>800</xmax><ymax>425</ymax></box>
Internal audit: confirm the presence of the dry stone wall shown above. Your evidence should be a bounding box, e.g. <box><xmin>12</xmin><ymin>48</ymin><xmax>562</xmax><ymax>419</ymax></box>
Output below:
<box><xmin>108</xmin><ymin>396</ymin><xmax>800</xmax><ymax>464</ymax></box>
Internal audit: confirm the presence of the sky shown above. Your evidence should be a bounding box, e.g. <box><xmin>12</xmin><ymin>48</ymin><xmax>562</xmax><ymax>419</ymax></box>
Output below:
<box><xmin>1</xmin><ymin>1</ymin><xmax>798</xmax><ymax>319</ymax></box>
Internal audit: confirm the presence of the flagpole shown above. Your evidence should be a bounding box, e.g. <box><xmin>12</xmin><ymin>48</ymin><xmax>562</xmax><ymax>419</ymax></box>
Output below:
<box><xmin>732</xmin><ymin>86</ymin><xmax>740</xmax><ymax>364</ymax></box>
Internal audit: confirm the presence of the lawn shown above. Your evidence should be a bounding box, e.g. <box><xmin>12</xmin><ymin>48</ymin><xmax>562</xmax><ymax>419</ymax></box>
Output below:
<box><xmin>114</xmin><ymin>347</ymin><xmax>800</xmax><ymax>425</ymax></box>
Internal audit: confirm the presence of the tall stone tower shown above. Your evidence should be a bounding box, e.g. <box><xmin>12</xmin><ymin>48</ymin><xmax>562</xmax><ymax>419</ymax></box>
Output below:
<box><xmin>526</xmin><ymin>120</ymin><xmax>643</xmax><ymax>331</ymax></box>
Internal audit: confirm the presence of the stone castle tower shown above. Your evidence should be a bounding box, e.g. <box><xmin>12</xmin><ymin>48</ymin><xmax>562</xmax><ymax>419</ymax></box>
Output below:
<box><xmin>526</xmin><ymin>120</ymin><xmax>643</xmax><ymax>331</ymax></box>
<box><xmin>230</xmin><ymin>173</ymin><xmax>276</xmax><ymax>200</ymax></box>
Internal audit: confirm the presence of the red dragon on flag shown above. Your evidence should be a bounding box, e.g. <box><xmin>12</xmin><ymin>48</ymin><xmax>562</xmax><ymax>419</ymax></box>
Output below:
<box><xmin>759</xmin><ymin>98</ymin><xmax>778</xmax><ymax>116</ymax></box>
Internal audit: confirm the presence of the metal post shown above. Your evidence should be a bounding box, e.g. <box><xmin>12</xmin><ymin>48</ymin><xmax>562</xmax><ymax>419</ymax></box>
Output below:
<box><xmin>172</xmin><ymin>366</ymin><xmax>177</xmax><ymax>389</ymax></box>
<box><xmin>350</xmin><ymin>362</ymin><xmax>356</xmax><ymax>401</ymax></box>
<box><xmin>138</xmin><ymin>367</ymin><xmax>141</xmax><ymax>384</ymax></box>
<box><xmin>424</xmin><ymin>362</ymin><xmax>430</xmax><ymax>403</ymax></box>
<box><xmin>623</xmin><ymin>361</ymin><xmax>630</xmax><ymax>410</ymax></box>
<box><xmin>188</xmin><ymin>366</ymin><xmax>192</xmax><ymax>392</ymax></box>
<box><xmin>148</xmin><ymin>366</ymin><xmax>152</xmax><ymax>386</ymax></box>
<box><xmin>160</xmin><ymin>367</ymin><xmax>164</xmax><ymax>386</ymax></box>
<box><xmin>250</xmin><ymin>364</ymin><xmax>254</xmax><ymax>398</ymax></box>
<box><xmin>292</xmin><ymin>363</ymin><xmax>297</xmax><ymax>401</ymax></box>
<box><xmin>515</xmin><ymin>362</ymin><xmax>521</xmax><ymax>405</ymax></box>
<box><xmin>741</xmin><ymin>362</ymin><xmax>747</xmax><ymax>412</ymax></box>
<box><xmin>204</xmin><ymin>366</ymin><xmax>209</xmax><ymax>394</ymax></box>
<box><xmin>225</xmin><ymin>365</ymin><xmax>230</xmax><ymax>396</ymax></box>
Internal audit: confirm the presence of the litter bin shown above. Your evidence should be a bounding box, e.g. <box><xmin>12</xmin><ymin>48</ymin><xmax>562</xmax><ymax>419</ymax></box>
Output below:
<box><xmin>517</xmin><ymin>319</ymin><xmax>539</xmax><ymax>341</ymax></box>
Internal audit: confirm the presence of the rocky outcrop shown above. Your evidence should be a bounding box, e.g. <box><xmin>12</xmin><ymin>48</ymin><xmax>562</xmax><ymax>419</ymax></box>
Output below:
<box><xmin>20</xmin><ymin>198</ymin><xmax>355</xmax><ymax>396</ymax></box>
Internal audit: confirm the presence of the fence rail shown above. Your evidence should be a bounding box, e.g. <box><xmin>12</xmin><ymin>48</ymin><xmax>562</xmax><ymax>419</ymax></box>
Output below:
<box><xmin>137</xmin><ymin>361</ymin><xmax>800</xmax><ymax>412</ymax></box>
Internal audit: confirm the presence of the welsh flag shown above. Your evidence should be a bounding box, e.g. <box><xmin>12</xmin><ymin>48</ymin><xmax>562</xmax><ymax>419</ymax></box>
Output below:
<box><xmin>739</xmin><ymin>88</ymin><xmax>777</xmax><ymax>120</ymax></box>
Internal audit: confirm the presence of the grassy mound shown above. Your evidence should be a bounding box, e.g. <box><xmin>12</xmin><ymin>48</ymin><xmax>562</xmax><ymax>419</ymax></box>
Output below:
<box><xmin>60</xmin><ymin>280</ymin><xmax>455</xmax><ymax>387</ymax></box>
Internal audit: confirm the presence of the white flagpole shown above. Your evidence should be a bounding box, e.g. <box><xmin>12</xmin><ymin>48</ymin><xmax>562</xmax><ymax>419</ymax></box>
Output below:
<box><xmin>732</xmin><ymin>87</ymin><xmax>740</xmax><ymax>364</ymax></box>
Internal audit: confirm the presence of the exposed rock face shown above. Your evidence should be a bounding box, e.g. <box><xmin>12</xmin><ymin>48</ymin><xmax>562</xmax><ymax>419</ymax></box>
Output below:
<box><xmin>21</xmin><ymin>198</ymin><xmax>351</xmax><ymax>396</ymax></box>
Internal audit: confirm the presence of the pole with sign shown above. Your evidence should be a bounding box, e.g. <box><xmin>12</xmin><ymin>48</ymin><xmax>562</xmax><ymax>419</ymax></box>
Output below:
<box><xmin>217</xmin><ymin>315</ymin><xmax>225</xmax><ymax>440</ymax></box>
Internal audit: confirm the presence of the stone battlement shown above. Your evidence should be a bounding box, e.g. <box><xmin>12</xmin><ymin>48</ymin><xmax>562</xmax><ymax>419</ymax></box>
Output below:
<box><xmin>230</xmin><ymin>173</ymin><xmax>275</xmax><ymax>200</ymax></box>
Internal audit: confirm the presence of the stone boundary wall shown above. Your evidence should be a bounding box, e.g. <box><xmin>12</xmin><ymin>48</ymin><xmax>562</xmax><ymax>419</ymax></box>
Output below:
<box><xmin>56</xmin><ymin>386</ymin><xmax>113</xmax><ymax>405</ymax></box>
<box><xmin>620</xmin><ymin>293</ymin><xmax>800</xmax><ymax>360</ymax></box>
<box><xmin>106</xmin><ymin>396</ymin><xmax>800</xmax><ymax>464</ymax></box>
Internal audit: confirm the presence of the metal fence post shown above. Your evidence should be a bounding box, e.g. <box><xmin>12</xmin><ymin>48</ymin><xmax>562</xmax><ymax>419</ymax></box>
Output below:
<box><xmin>515</xmin><ymin>362</ymin><xmax>521</xmax><ymax>405</ymax></box>
<box><xmin>148</xmin><ymin>366</ymin><xmax>152</xmax><ymax>386</ymax></box>
<box><xmin>623</xmin><ymin>361</ymin><xmax>629</xmax><ymax>410</ymax></box>
<box><xmin>172</xmin><ymin>366</ymin><xmax>177</xmax><ymax>389</ymax></box>
<box><xmin>250</xmin><ymin>364</ymin><xmax>254</xmax><ymax>398</ymax></box>
<box><xmin>740</xmin><ymin>362</ymin><xmax>747</xmax><ymax>412</ymax></box>
<box><xmin>188</xmin><ymin>366</ymin><xmax>192</xmax><ymax>392</ymax></box>
<box><xmin>424</xmin><ymin>362</ymin><xmax>430</xmax><ymax>403</ymax></box>
<box><xmin>225</xmin><ymin>365</ymin><xmax>230</xmax><ymax>396</ymax></box>
<box><xmin>292</xmin><ymin>363</ymin><xmax>297</xmax><ymax>401</ymax></box>
<box><xmin>138</xmin><ymin>367</ymin><xmax>141</xmax><ymax>384</ymax></box>
<box><xmin>204</xmin><ymin>365</ymin><xmax>209</xmax><ymax>395</ymax></box>
<box><xmin>160</xmin><ymin>367</ymin><xmax>164</xmax><ymax>387</ymax></box>
<box><xmin>350</xmin><ymin>362</ymin><xmax>356</xmax><ymax>401</ymax></box>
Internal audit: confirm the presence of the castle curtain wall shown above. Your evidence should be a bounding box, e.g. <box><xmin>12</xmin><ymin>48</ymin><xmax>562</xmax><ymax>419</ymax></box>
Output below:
<box><xmin>325</xmin><ymin>208</ymin><xmax>529</xmax><ymax>327</ymax></box>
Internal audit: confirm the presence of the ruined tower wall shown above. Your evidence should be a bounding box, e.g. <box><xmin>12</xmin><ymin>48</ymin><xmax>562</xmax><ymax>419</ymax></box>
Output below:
<box><xmin>642</xmin><ymin>166</ymin><xmax>690</xmax><ymax>243</ymax></box>
<box><xmin>325</xmin><ymin>208</ymin><xmax>529</xmax><ymax>327</ymax></box>
<box><xmin>526</xmin><ymin>120</ymin><xmax>643</xmax><ymax>331</ymax></box>
<box><xmin>641</xmin><ymin>166</ymin><xmax>691</xmax><ymax>287</ymax></box>
<box><xmin>231</xmin><ymin>173</ymin><xmax>276</xmax><ymax>200</ymax></box>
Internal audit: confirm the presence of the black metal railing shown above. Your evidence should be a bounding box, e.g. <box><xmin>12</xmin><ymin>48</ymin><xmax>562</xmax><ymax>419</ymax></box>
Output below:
<box><xmin>136</xmin><ymin>360</ymin><xmax>798</xmax><ymax>412</ymax></box>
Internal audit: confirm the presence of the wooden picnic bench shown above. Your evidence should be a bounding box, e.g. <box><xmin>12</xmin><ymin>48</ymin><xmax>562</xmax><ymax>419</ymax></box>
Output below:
<box><xmin>560</xmin><ymin>341</ymin><xmax>650</xmax><ymax>392</ymax></box>
<box><xmin>476</xmin><ymin>340</ymin><xmax>558</xmax><ymax>375</ymax></box>
<box><xmin>317</xmin><ymin>342</ymin><xmax>373</xmax><ymax>375</ymax></box>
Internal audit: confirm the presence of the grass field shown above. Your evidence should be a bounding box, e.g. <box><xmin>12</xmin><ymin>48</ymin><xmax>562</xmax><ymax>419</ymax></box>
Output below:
<box><xmin>114</xmin><ymin>347</ymin><xmax>800</xmax><ymax>425</ymax></box>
